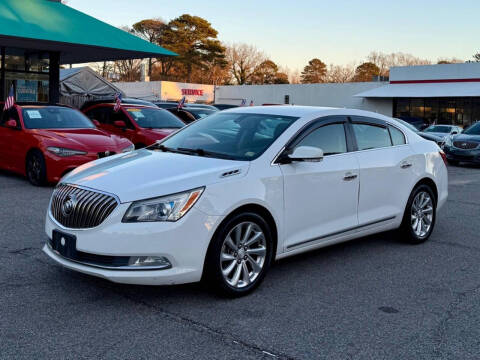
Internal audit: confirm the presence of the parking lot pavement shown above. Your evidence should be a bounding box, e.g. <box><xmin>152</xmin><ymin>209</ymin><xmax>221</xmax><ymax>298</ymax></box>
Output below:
<box><xmin>1</xmin><ymin>165</ymin><xmax>480</xmax><ymax>360</ymax></box>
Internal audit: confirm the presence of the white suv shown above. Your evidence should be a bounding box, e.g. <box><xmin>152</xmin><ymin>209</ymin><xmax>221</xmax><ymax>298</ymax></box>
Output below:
<box><xmin>44</xmin><ymin>106</ymin><xmax>448</xmax><ymax>296</ymax></box>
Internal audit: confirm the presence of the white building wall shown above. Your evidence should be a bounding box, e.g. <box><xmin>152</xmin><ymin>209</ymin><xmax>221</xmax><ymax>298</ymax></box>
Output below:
<box><xmin>215</xmin><ymin>82</ymin><xmax>393</xmax><ymax>116</ymax></box>
<box><xmin>390</xmin><ymin>63</ymin><xmax>480</xmax><ymax>81</ymax></box>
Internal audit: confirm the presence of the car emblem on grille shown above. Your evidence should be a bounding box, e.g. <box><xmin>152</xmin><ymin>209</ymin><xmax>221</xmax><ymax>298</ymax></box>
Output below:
<box><xmin>61</xmin><ymin>194</ymin><xmax>78</xmax><ymax>217</ymax></box>
<box><xmin>462</xmin><ymin>143</ymin><xmax>467</xmax><ymax>147</ymax></box>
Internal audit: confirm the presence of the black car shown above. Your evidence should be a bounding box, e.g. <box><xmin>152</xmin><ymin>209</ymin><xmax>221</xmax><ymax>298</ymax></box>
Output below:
<box><xmin>443</xmin><ymin>122</ymin><xmax>480</xmax><ymax>165</ymax></box>
<box><xmin>167</xmin><ymin>107</ymin><xmax>216</xmax><ymax>124</ymax></box>
<box><xmin>81</xmin><ymin>97</ymin><xmax>156</xmax><ymax>110</ymax></box>
<box><xmin>213</xmin><ymin>104</ymin><xmax>239</xmax><ymax>110</ymax></box>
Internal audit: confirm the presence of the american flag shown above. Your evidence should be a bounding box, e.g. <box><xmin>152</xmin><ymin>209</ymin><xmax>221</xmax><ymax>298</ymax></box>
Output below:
<box><xmin>240</xmin><ymin>99</ymin><xmax>246</xmax><ymax>106</ymax></box>
<box><xmin>177</xmin><ymin>96</ymin><xmax>186</xmax><ymax>109</ymax></box>
<box><xmin>114</xmin><ymin>92</ymin><xmax>122</xmax><ymax>112</ymax></box>
<box><xmin>249</xmin><ymin>100</ymin><xmax>254</xmax><ymax>106</ymax></box>
<box><xmin>3</xmin><ymin>85</ymin><xmax>15</xmax><ymax>111</ymax></box>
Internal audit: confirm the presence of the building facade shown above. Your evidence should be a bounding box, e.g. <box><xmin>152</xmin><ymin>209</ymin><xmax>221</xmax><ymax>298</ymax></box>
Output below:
<box><xmin>216</xmin><ymin>62</ymin><xmax>480</xmax><ymax>127</ymax></box>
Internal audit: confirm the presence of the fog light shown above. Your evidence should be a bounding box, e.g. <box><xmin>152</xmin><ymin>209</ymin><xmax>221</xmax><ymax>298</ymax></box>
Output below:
<box><xmin>128</xmin><ymin>256</ymin><xmax>171</xmax><ymax>268</ymax></box>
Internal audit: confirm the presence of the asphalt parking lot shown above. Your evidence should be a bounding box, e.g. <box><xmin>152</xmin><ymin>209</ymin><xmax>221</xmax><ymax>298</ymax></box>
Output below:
<box><xmin>1</xmin><ymin>165</ymin><xmax>479</xmax><ymax>360</ymax></box>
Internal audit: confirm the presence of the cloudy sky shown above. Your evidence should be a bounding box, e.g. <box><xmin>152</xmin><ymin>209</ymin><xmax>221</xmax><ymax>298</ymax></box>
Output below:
<box><xmin>67</xmin><ymin>0</ymin><xmax>479</xmax><ymax>70</ymax></box>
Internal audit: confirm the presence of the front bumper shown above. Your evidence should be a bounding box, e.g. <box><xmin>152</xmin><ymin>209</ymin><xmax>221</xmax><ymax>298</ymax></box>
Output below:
<box><xmin>44</xmin><ymin>152</ymin><xmax>99</xmax><ymax>183</ymax></box>
<box><xmin>443</xmin><ymin>147</ymin><xmax>480</xmax><ymax>164</ymax></box>
<box><xmin>44</xmin><ymin>204</ymin><xmax>223</xmax><ymax>285</ymax></box>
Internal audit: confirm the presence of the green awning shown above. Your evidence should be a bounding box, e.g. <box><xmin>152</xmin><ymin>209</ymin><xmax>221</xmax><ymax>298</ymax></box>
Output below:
<box><xmin>0</xmin><ymin>0</ymin><xmax>177</xmax><ymax>64</ymax></box>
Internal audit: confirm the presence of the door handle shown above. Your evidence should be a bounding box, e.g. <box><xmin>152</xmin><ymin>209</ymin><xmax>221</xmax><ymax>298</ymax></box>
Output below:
<box><xmin>343</xmin><ymin>172</ymin><xmax>358</xmax><ymax>181</ymax></box>
<box><xmin>400</xmin><ymin>162</ymin><xmax>412</xmax><ymax>169</ymax></box>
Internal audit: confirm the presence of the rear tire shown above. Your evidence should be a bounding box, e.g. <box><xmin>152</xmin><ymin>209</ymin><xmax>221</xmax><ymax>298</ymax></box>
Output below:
<box><xmin>26</xmin><ymin>150</ymin><xmax>47</xmax><ymax>186</ymax></box>
<box><xmin>397</xmin><ymin>184</ymin><xmax>436</xmax><ymax>244</ymax></box>
<box><xmin>204</xmin><ymin>212</ymin><xmax>274</xmax><ymax>297</ymax></box>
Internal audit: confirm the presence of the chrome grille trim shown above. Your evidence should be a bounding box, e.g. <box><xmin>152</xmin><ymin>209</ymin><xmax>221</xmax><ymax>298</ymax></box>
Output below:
<box><xmin>50</xmin><ymin>184</ymin><xmax>119</xmax><ymax>229</ymax></box>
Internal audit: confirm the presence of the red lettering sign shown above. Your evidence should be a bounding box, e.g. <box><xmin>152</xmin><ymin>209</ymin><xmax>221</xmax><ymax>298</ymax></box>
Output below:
<box><xmin>181</xmin><ymin>89</ymin><xmax>204</xmax><ymax>96</ymax></box>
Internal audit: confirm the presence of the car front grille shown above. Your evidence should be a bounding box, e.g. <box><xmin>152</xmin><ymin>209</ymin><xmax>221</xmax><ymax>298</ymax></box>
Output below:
<box><xmin>50</xmin><ymin>184</ymin><xmax>118</xmax><ymax>229</ymax></box>
<box><xmin>453</xmin><ymin>141</ymin><xmax>479</xmax><ymax>150</ymax></box>
<box><xmin>98</xmin><ymin>151</ymin><xmax>116</xmax><ymax>159</ymax></box>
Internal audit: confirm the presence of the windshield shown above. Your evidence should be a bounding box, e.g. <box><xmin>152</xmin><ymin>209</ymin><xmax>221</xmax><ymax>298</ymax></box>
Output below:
<box><xmin>463</xmin><ymin>122</ymin><xmax>480</xmax><ymax>135</ymax></box>
<box><xmin>424</xmin><ymin>125</ymin><xmax>451</xmax><ymax>133</ymax></box>
<box><xmin>187</xmin><ymin>108</ymin><xmax>216</xmax><ymax>119</ymax></box>
<box><xmin>394</xmin><ymin>118</ymin><xmax>418</xmax><ymax>132</ymax></box>
<box><xmin>160</xmin><ymin>112</ymin><xmax>298</xmax><ymax>161</ymax></box>
<box><xmin>126</xmin><ymin>107</ymin><xmax>185</xmax><ymax>129</ymax></box>
<box><xmin>22</xmin><ymin>107</ymin><xmax>95</xmax><ymax>129</ymax></box>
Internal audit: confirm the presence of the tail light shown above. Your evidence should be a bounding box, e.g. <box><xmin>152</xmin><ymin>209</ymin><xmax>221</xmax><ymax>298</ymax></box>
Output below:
<box><xmin>439</xmin><ymin>150</ymin><xmax>448</xmax><ymax>166</ymax></box>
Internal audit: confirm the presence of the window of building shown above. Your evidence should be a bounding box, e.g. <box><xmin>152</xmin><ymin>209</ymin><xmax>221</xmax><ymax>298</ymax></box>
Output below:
<box><xmin>1</xmin><ymin>47</ymin><xmax>50</xmax><ymax>103</ymax></box>
<box><xmin>296</xmin><ymin>123</ymin><xmax>347</xmax><ymax>156</ymax></box>
<box><xmin>352</xmin><ymin>123</ymin><xmax>391</xmax><ymax>150</ymax></box>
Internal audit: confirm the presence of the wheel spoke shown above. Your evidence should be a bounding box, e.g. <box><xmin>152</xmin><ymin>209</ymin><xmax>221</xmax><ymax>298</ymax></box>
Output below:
<box><xmin>242</xmin><ymin>223</ymin><xmax>252</xmax><ymax>244</ymax></box>
<box><xmin>231</xmin><ymin>263</ymin><xmax>242</xmax><ymax>286</ymax></box>
<box><xmin>222</xmin><ymin>260</ymin><xmax>236</xmax><ymax>276</ymax></box>
<box><xmin>225</xmin><ymin>236</ymin><xmax>236</xmax><ymax>251</ymax></box>
<box><xmin>416</xmin><ymin>218</ymin><xmax>422</xmax><ymax>234</ymax></box>
<box><xmin>241</xmin><ymin>261</ymin><xmax>250</xmax><ymax>285</ymax></box>
<box><xmin>221</xmin><ymin>253</ymin><xmax>235</xmax><ymax>262</ymax></box>
<box><xmin>246</xmin><ymin>254</ymin><xmax>262</xmax><ymax>273</ymax></box>
<box><xmin>234</xmin><ymin>225</ymin><xmax>242</xmax><ymax>246</ymax></box>
<box><xmin>422</xmin><ymin>206</ymin><xmax>433</xmax><ymax>214</ymax></box>
<box><xmin>245</xmin><ymin>231</ymin><xmax>263</xmax><ymax>247</ymax></box>
<box><xmin>246</xmin><ymin>246</ymin><xmax>266</xmax><ymax>257</ymax></box>
<box><xmin>423</xmin><ymin>216</ymin><xmax>432</xmax><ymax>225</ymax></box>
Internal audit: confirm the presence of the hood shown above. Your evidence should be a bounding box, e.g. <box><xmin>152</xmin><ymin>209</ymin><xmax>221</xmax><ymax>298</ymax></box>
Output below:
<box><xmin>141</xmin><ymin>128</ymin><xmax>178</xmax><ymax>140</ymax></box>
<box><xmin>421</xmin><ymin>131</ymin><xmax>449</xmax><ymax>139</ymax></box>
<box><xmin>62</xmin><ymin>149</ymin><xmax>250</xmax><ymax>203</ymax></box>
<box><xmin>452</xmin><ymin>133</ymin><xmax>480</xmax><ymax>143</ymax></box>
<box><xmin>32</xmin><ymin>128</ymin><xmax>129</xmax><ymax>152</ymax></box>
<box><xmin>419</xmin><ymin>132</ymin><xmax>443</xmax><ymax>142</ymax></box>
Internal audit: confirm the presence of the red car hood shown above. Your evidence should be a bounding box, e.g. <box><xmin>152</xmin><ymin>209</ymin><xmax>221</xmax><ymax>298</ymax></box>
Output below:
<box><xmin>141</xmin><ymin>128</ymin><xmax>178</xmax><ymax>141</ymax></box>
<box><xmin>31</xmin><ymin>128</ymin><xmax>130</xmax><ymax>152</ymax></box>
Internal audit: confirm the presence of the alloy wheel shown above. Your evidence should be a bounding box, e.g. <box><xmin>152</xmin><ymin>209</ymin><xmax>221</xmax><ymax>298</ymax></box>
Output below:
<box><xmin>411</xmin><ymin>191</ymin><xmax>433</xmax><ymax>238</ymax></box>
<box><xmin>220</xmin><ymin>221</ymin><xmax>267</xmax><ymax>289</ymax></box>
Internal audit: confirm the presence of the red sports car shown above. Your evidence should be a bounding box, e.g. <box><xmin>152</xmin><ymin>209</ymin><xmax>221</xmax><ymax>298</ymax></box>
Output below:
<box><xmin>82</xmin><ymin>103</ymin><xmax>185</xmax><ymax>148</ymax></box>
<box><xmin>0</xmin><ymin>103</ymin><xmax>134</xmax><ymax>185</ymax></box>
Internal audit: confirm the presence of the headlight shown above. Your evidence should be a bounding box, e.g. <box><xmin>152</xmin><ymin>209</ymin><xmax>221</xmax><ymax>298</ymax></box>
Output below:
<box><xmin>47</xmin><ymin>147</ymin><xmax>87</xmax><ymax>157</ymax></box>
<box><xmin>122</xmin><ymin>144</ymin><xmax>135</xmax><ymax>153</ymax></box>
<box><xmin>122</xmin><ymin>187</ymin><xmax>204</xmax><ymax>222</ymax></box>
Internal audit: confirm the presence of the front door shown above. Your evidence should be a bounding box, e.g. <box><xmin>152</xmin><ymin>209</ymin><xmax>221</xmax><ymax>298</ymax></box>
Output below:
<box><xmin>280</xmin><ymin>118</ymin><xmax>360</xmax><ymax>250</ymax></box>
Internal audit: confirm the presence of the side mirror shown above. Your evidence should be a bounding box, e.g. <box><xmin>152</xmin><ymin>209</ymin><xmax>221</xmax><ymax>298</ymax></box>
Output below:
<box><xmin>92</xmin><ymin>119</ymin><xmax>100</xmax><ymax>126</ymax></box>
<box><xmin>6</xmin><ymin>119</ymin><xmax>17</xmax><ymax>128</ymax></box>
<box><xmin>287</xmin><ymin>146</ymin><xmax>324</xmax><ymax>162</ymax></box>
<box><xmin>113</xmin><ymin>120</ymin><xmax>126</xmax><ymax>128</ymax></box>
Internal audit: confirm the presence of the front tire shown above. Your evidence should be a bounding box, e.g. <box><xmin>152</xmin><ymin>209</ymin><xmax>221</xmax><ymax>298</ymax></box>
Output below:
<box><xmin>398</xmin><ymin>184</ymin><xmax>436</xmax><ymax>244</ymax></box>
<box><xmin>204</xmin><ymin>212</ymin><xmax>274</xmax><ymax>297</ymax></box>
<box><xmin>26</xmin><ymin>150</ymin><xmax>47</xmax><ymax>186</ymax></box>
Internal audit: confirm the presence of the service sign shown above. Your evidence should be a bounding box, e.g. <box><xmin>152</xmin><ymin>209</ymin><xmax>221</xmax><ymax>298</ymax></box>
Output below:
<box><xmin>181</xmin><ymin>89</ymin><xmax>204</xmax><ymax>96</ymax></box>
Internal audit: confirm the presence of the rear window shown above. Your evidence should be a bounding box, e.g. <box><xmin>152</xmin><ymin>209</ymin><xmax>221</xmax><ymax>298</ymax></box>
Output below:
<box><xmin>352</xmin><ymin>124</ymin><xmax>392</xmax><ymax>150</ymax></box>
<box><xmin>22</xmin><ymin>107</ymin><xmax>95</xmax><ymax>129</ymax></box>
<box><xmin>126</xmin><ymin>107</ymin><xmax>185</xmax><ymax>129</ymax></box>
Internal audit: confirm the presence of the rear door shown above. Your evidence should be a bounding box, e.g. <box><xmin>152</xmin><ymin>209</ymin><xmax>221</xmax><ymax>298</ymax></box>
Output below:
<box><xmin>348</xmin><ymin>116</ymin><xmax>415</xmax><ymax>225</ymax></box>
<box><xmin>281</xmin><ymin>116</ymin><xmax>360</xmax><ymax>250</ymax></box>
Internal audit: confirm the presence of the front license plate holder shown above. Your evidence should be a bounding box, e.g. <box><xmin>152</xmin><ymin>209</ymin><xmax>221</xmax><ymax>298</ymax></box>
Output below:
<box><xmin>52</xmin><ymin>230</ymin><xmax>77</xmax><ymax>259</ymax></box>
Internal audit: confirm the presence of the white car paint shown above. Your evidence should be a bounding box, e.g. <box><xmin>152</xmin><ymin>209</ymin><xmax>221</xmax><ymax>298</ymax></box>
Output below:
<box><xmin>44</xmin><ymin>106</ymin><xmax>448</xmax><ymax>285</ymax></box>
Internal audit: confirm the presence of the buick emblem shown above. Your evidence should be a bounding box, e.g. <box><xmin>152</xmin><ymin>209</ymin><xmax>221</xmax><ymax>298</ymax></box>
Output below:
<box><xmin>61</xmin><ymin>194</ymin><xmax>78</xmax><ymax>217</ymax></box>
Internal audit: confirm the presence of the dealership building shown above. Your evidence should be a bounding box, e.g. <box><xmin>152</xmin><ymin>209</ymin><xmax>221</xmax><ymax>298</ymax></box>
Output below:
<box><xmin>216</xmin><ymin>62</ymin><xmax>480</xmax><ymax>127</ymax></box>
<box><xmin>0</xmin><ymin>0</ymin><xmax>175</xmax><ymax>105</ymax></box>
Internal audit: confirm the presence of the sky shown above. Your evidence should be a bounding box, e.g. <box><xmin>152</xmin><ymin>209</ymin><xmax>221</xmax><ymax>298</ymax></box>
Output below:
<box><xmin>67</xmin><ymin>0</ymin><xmax>479</xmax><ymax>71</ymax></box>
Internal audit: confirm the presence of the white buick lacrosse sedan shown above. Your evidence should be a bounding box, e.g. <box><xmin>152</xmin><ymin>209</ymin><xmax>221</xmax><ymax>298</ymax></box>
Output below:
<box><xmin>44</xmin><ymin>106</ymin><xmax>448</xmax><ymax>296</ymax></box>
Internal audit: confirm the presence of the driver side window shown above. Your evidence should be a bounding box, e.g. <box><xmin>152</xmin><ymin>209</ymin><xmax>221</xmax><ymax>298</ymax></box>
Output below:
<box><xmin>295</xmin><ymin>123</ymin><xmax>347</xmax><ymax>156</ymax></box>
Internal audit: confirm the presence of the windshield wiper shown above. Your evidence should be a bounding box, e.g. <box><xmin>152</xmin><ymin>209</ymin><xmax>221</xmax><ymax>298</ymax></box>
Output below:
<box><xmin>176</xmin><ymin>147</ymin><xmax>235</xmax><ymax>160</ymax></box>
<box><xmin>149</xmin><ymin>143</ymin><xmax>184</xmax><ymax>154</ymax></box>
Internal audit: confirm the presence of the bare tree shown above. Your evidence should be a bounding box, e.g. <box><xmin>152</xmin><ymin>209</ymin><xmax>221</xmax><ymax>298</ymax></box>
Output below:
<box><xmin>367</xmin><ymin>51</ymin><xmax>431</xmax><ymax>76</ymax></box>
<box><xmin>326</xmin><ymin>63</ymin><xmax>356</xmax><ymax>83</ymax></box>
<box><xmin>92</xmin><ymin>61</ymin><xmax>115</xmax><ymax>80</ymax></box>
<box><xmin>474</xmin><ymin>53</ymin><xmax>480</xmax><ymax>62</ymax></box>
<box><xmin>226</xmin><ymin>43</ymin><xmax>265</xmax><ymax>85</ymax></box>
